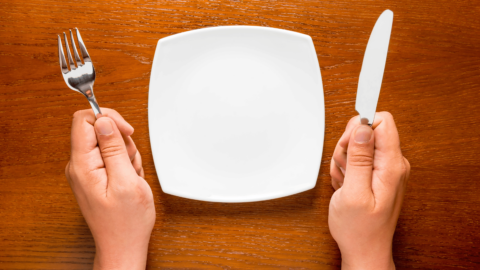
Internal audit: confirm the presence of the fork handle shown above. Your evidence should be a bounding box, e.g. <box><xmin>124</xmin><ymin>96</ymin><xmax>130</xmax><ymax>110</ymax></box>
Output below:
<box><xmin>87</xmin><ymin>95</ymin><xmax>102</xmax><ymax>119</ymax></box>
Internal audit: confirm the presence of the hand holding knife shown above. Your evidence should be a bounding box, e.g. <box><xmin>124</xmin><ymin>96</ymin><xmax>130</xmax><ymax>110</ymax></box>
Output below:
<box><xmin>329</xmin><ymin>10</ymin><xmax>411</xmax><ymax>270</ymax></box>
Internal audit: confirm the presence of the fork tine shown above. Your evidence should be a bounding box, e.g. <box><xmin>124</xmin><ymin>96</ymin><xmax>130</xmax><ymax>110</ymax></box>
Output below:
<box><xmin>58</xmin><ymin>35</ymin><xmax>69</xmax><ymax>74</ymax></box>
<box><xmin>69</xmin><ymin>29</ymin><xmax>83</xmax><ymax>66</ymax></box>
<box><xmin>75</xmin><ymin>28</ymin><xmax>91</xmax><ymax>62</ymax></box>
<box><xmin>63</xmin><ymin>32</ymin><xmax>76</xmax><ymax>70</ymax></box>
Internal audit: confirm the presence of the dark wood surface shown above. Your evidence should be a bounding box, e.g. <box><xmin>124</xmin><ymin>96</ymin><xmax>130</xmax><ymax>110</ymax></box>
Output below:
<box><xmin>1</xmin><ymin>0</ymin><xmax>479</xmax><ymax>269</ymax></box>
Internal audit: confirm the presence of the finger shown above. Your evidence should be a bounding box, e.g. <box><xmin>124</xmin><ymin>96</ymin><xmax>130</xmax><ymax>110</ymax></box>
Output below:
<box><xmin>337</xmin><ymin>114</ymin><xmax>389</xmax><ymax>153</ymax></box>
<box><xmin>70</xmin><ymin>108</ymin><xmax>134</xmax><ymax>160</ymax></box>
<box><xmin>368</xmin><ymin>112</ymin><xmax>408</xmax><ymax>204</ymax></box>
<box><xmin>65</xmin><ymin>161</ymin><xmax>72</xmax><ymax>184</ymax></box>
<box><xmin>69</xmin><ymin>110</ymin><xmax>107</xmax><ymax>195</ymax></box>
<box><xmin>123</xmin><ymin>135</ymin><xmax>138</xmax><ymax>162</ymax></box>
<box><xmin>343</xmin><ymin>124</ymin><xmax>375</xmax><ymax>194</ymax></box>
<box><xmin>370</xmin><ymin>112</ymin><xmax>403</xmax><ymax>162</ymax></box>
<box><xmin>331</xmin><ymin>177</ymin><xmax>341</xmax><ymax>190</ymax></box>
<box><xmin>132</xmin><ymin>151</ymin><xmax>144</xmax><ymax>178</ymax></box>
<box><xmin>332</xmin><ymin>143</ymin><xmax>347</xmax><ymax>175</ymax></box>
<box><xmin>71</xmin><ymin>109</ymin><xmax>97</xmax><ymax>158</ymax></box>
<box><xmin>369</xmin><ymin>112</ymin><xmax>406</xmax><ymax>191</ymax></box>
<box><xmin>94</xmin><ymin>117</ymin><xmax>137</xmax><ymax>186</ymax></box>
<box><xmin>99</xmin><ymin>108</ymin><xmax>134</xmax><ymax>137</ymax></box>
<box><xmin>337</xmin><ymin>115</ymin><xmax>362</xmax><ymax>151</ymax></box>
<box><xmin>336</xmin><ymin>112</ymin><xmax>396</xmax><ymax>162</ymax></box>
<box><xmin>330</xmin><ymin>158</ymin><xmax>344</xmax><ymax>190</ymax></box>
<box><xmin>330</xmin><ymin>117</ymin><xmax>360</xmax><ymax>189</ymax></box>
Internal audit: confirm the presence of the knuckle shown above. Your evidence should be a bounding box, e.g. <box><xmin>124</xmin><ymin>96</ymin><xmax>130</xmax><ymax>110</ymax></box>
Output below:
<box><xmin>65</xmin><ymin>163</ymin><xmax>74</xmax><ymax>186</ymax></box>
<box><xmin>404</xmin><ymin>157</ymin><xmax>411</xmax><ymax>173</ymax></box>
<box><xmin>66</xmin><ymin>162</ymin><xmax>79</xmax><ymax>179</ymax></box>
<box><xmin>331</xmin><ymin>177</ymin><xmax>340</xmax><ymax>190</ymax></box>
<box><xmin>348</xmin><ymin>115</ymin><xmax>359</xmax><ymax>124</ymax></box>
<box><xmin>348</xmin><ymin>153</ymin><xmax>374</xmax><ymax>167</ymax></box>
<box><xmin>346</xmin><ymin>116</ymin><xmax>360</xmax><ymax>129</ymax></box>
<box><xmin>128</xmin><ymin>143</ymin><xmax>138</xmax><ymax>157</ymax></box>
<box><xmin>136</xmin><ymin>166</ymin><xmax>144</xmax><ymax>176</ymax></box>
<box><xmin>72</xmin><ymin>110</ymin><xmax>82</xmax><ymax>119</ymax></box>
<box><xmin>128</xmin><ymin>147</ymin><xmax>138</xmax><ymax>160</ymax></box>
<box><xmin>332</xmin><ymin>152</ymin><xmax>341</xmax><ymax>164</ymax></box>
<box><xmin>402</xmin><ymin>157</ymin><xmax>411</xmax><ymax>182</ymax></box>
<box><xmin>135</xmin><ymin>182</ymin><xmax>154</xmax><ymax>208</ymax></box>
<box><xmin>100</xmin><ymin>144</ymin><xmax>127</xmax><ymax>158</ymax></box>
<box><xmin>329</xmin><ymin>158</ymin><xmax>336</xmax><ymax>172</ymax></box>
<box><xmin>392</xmin><ymin>156</ymin><xmax>409</xmax><ymax>177</ymax></box>
<box><xmin>330</xmin><ymin>166</ymin><xmax>344</xmax><ymax>186</ymax></box>
<box><xmin>380</xmin><ymin>111</ymin><xmax>395</xmax><ymax>123</ymax></box>
<box><xmin>135</xmin><ymin>162</ymin><xmax>143</xmax><ymax>174</ymax></box>
<box><xmin>399</xmin><ymin>161</ymin><xmax>408</xmax><ymax>176</ymax></box>
<box><xmin>104</xmin><ymin>108</ymin><xmax>118</xmax><ymax>116</ymax></box>
<box><xmin>72</xmin><ymin>109</ymin><xmax>90</xmax><ymax>119</ymax></box>
<box><xmin>65</xmin><ymin>163</ymin><xmax>71</xmax><ymax>178</ymax></box>
<box><xmin>329</xmin><ymin>193</ymin><xmax>341</xmax><ymax>212</ymax></box>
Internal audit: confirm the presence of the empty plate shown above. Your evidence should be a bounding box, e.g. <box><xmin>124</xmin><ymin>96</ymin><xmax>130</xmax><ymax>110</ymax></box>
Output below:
<box><xmin>148</xmin><ymin>26</ymin><xmax>324</xmax><ymax>202</ymax></box>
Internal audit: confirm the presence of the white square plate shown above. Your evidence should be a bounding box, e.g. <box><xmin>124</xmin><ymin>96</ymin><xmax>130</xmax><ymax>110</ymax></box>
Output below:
<box><xmin>148</xmin><ymin>26</ymin><xmax>324</xmax><ymax>202</ymax></box>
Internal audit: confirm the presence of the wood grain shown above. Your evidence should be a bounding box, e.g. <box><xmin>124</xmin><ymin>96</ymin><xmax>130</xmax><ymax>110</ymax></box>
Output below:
<box><xmin>1</xmin><ymin>0</ymin><xmax>480</xmax><ymax>269</ymax></box>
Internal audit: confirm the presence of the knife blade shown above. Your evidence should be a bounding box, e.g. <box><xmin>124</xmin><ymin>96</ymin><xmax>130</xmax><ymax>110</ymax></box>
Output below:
<box><xmin>356</xmin><ymin>10</ymin><xmax>394</xmax><ymax>126</ymax></box>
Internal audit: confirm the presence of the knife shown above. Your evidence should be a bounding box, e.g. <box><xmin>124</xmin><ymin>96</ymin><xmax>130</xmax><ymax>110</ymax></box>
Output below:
<box><xmin>356</xmin><ymin>10</ymin><xmax>394</xmax><ymax>126</ymax></box>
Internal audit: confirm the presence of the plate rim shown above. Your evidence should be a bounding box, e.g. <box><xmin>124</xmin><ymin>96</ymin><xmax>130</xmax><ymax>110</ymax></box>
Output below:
<box><xmin>156</xmin><ymin>25</ymin><xmax>312</xmax><ymax>45</ymax></box>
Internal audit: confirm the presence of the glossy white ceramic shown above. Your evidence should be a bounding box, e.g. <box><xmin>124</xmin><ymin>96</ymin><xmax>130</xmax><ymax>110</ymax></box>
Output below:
<box><xmin>148</xmin><ymin>26</ymin><xmax>324</xmax><ymax>202</ymax></box>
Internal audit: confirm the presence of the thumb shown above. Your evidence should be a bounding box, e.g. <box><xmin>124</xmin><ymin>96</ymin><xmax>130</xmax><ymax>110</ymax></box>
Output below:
<box><xmin>95</xmin><ymin>117</ymin><xmax>137</xmax><ymax>184</ymax></box>
<box><xmin>343</xmin><ymin>124</ymin><xmax>375</xmax><ymax>193</ymax></box>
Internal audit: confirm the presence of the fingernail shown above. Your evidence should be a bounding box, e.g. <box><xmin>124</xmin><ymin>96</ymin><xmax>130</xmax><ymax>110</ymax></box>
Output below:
<box><xmin>354</xmin><ymin>125</ymin><xmax>372</xmax><ymax>143</ymax></box>
<box><xmin>340</xmin><ymin>167</ymin><xmax>345</xmax><ymax>175</ymax></box>
<box><xmin>96</xmin><ymin>119</ymin><xmax>113</xmax><ymax>135</ymax></box>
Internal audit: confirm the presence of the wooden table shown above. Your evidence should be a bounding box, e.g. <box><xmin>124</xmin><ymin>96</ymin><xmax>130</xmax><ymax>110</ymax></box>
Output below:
<box><xmin>1</xmin><ymin>0</ymin><xmax>479</xmax><ymax>269</ymax></box>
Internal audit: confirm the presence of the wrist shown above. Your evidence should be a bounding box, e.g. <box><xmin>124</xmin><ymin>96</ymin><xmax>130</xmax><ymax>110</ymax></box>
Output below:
<box><xmin>341</xmin><ymin>250</ymin><xmax>395</xmax><ymax>270</ymax></box>
<box><xmin>93</xmin><ymin>243</ymin><xmax>149</xmax><ymax>270</ymax></box>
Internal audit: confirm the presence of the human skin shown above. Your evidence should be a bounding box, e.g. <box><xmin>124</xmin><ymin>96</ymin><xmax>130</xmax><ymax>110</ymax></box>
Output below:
<box><xmin>329</xmin><ymin>112</ymin><xmax>410</xmax><ymax>270</ymax></box>
<box><xmin>65</xmin><ymin>108</ymin><xmax>155</xmax><ymax>270</ymax></box>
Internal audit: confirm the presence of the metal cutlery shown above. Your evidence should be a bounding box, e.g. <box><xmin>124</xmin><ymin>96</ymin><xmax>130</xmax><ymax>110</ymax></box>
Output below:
<box><xmin>58</xmin><ymin>28</ymin><xmax>101</xmax><ymax>118</ymax></box>
<box><xmin>356</xmin><ymin>10</ymin><xmax>394</xmax><ymax>126</ymax></box>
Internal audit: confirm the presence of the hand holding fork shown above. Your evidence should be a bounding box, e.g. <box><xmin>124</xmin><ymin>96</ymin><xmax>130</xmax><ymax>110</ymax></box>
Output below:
<box><xmin>60</xmin><ymin>29</ymin><xmax>155</xmax><ymax>269</ymax></box>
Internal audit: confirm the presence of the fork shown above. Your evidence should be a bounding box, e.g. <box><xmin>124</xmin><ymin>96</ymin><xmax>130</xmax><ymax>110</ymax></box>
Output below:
<box><xmin>58</xmin><ymin>28</ymin><xmax>102</xmax><ymax>118</ymax></box>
